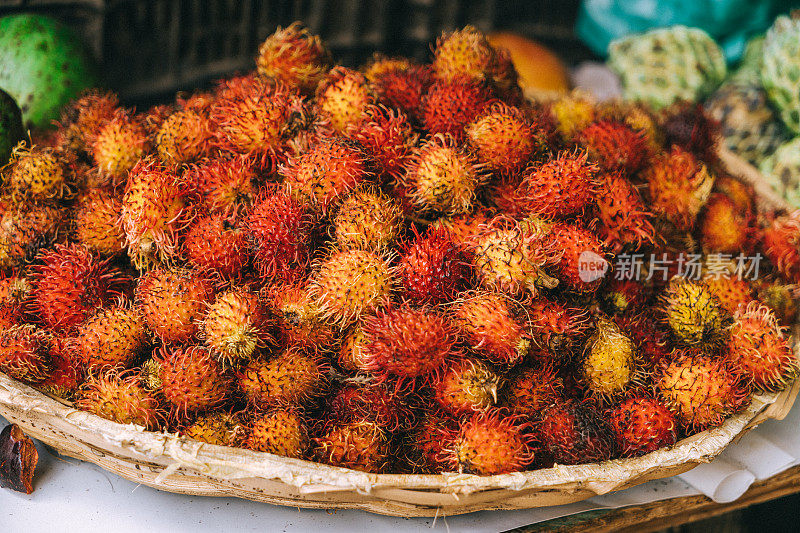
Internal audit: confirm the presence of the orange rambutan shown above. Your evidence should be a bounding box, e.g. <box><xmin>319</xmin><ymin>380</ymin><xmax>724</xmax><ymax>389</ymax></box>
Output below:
<box><xmin>7</xmin><ymin>145</ymin><xmax>70</xmax><ymax>201</ymax></box>
<box><xmin>336</xmin><ymin>326</ymin><xmax>370</xmax><ymax>374</ymax></box>
<box><xmin>420</xmin><ymin>77</ymin><xmax>493</xmax><ymax>141</ymax></box>
<box><xmin>593</xmin><ymin>171</ymin><xmax>655</xmax><ymax>252</ymax></box>
<box><xmin>265</xmin><ymin>281</ymin><xmax>339</xmax><ymax>353</ymax></box>
<box><xmin>30</xmin><ymin>243</ymin><xmax>127</xmax><ymax>332</ymax></box>
<box><xmin>245</xmin><ymin>408</ymin><xmax>309</xmax><ymax>458</ymax></box>
<box><xmin>448</xmin><ymin>408</ymin><xmax>535</xmax><ymax>475</ymax></box>
<box><xmin>726</xmin><ymin>303</ymin><xmax>798</xmax><ymax>392</ymax></box>
<box><xmin>344</xmin><ymin>104</ymin><xmax>417</xmax><ymax>180</ymax></box>
<box><xmin>184</xmin><ymin>412</ymin><xmax>244</xmax><ymax>447</ymax></box>
<box><xmin>314</xmin><ymin>420</ymin><xmax>390</xmax><ymax>473</ymax></box>
<box><xmin>183</xmin><ymin>213</ymin><xmax>249</xmax><ymax>281</ymax></box>
<box><xmin>332</xmin><ymin>188</ymin><xmax>403</xmax><ymax>250</ymax></box>
<box><xmin>73</xmin><ymin>188</ymin><xmax>125</xmax><ymax>257</ymax></box>
<box><xmin>431</xmin><ymin>357</ymin><xmax>500</xmax><ymax>415</ymax></box>
<box><xmin>700</xmin><ymin>194</ymin><xmax>751</xmax><ymax>253</ymax></box>
<box><xmin>398</xmin><ymin>226</ymin><xmax>470</xmax><ymax>304</ymax></box>
<box><xmin>90</xmin><ymin>108</ymin><xmax>150</xmax><ymax>185</ymax></box>
<box><xmin>76</xmin><ymin>370</ymin><xmax>163</xmax><ymax>429</ymax></box>
<box><xmin>121</xmin><ymin>157</ymin><xmax>191</xmax><ymax>269</ymax></box>
<box><xmin>547</xmin><ymin>222</ymin><xmax>607</xmax><ymax>294</ymax></box>
<box><xmin>315</xmin><ymin>66</ymin><xmax>376</xmax><ymax>134</ymax></box>
<box><xmin>135</xmin><ymin>267</ymin><xmax>214</xmax><ymax>344</ymax></box>
<box><xmin>430</xmin><ymin>208</ymin><xmax>492</xmax><ymax>249</ymax></box>
<box><xmin>0</xmin><ymin>204</ymin><xmax>66</xmax><ymax>270</ymax></box>
<box><xmin>466</xmin><ymin>102</ymin><xmax>545</xmax><ymax>175</ymax></box>
<box><xmin>72</xmin><ymin>305</ymin><xmax>149</xmax><ymax>372</ymax></box>
<box><xmin>528</xmin><ymin>298</ymin><xmax>591</xmax><ymax>360</ymax></box>
<box><xmin>238</xmin><ymin>347</ymin><xmax>327</xmax><ymax>407</ymax></box>
<box><xmin>0</xmin><ymin>325</ymin><xmax>51</xmax><ymax>383</ymax></box>
<box><xmin>187</xmin><ymin>155</ymin><xmax>259</xmax><ymax>217</ymax></box>
<box><xmin>37</xmin><ymin>338</ymin><xmax>82</xmax><ymax>400</ymax></box>
<box><xmin>762</xmin><ymin>211</ymin><xmax>800</xmax><ymax>284</ymax></box>
<box><xmin>539</xmin><ymin>400</ymin><xmax>616</xmax><ymax>465</ymax></box>
<box><xmin>703</xmin><ymin>275</ymin><xmax>754</xmax><ymax>315</ymax></box>
<box><xmin>58</xmin><ymin>89</ymin><xmax>119</xmax><ymax>154</ymax></box>
<box><xmin>576</xmin><ymin>120</ymin><xmax>650</xmax><ymax>173</ymax></box>
<box><xmin>503</xmin><ymin>363</ymin><xmax>564</xmax><ymax>418</ymax></box>
<box><xmin>158</xmin><ymin>345</ymin><xmax>231</xmax><ymax>418</ymax></box>
<box><xmin>255</xmin><ymin>22</ymin><xmax>330</xmax><ymax>94</ymax></box>
<box><xmin>155</xmin><ymin>109</ymin><xmax>214</xmax><ymax>165</ymax></box>
<box><xmin>609</xmin><ymin>395</ymin><xmax>677</xmax><ymax>457</ymax></box>
<box><xmin>0</xmin><ymin>274</ymin><xmax>30</xmax><ymax>329</ymax></box>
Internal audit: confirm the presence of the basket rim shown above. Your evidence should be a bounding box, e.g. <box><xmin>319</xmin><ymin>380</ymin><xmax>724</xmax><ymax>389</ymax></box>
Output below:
<box><xmin>0</xmin><ymin>372</ymin><xmax>794</xmax><ymax>496</ymax></box>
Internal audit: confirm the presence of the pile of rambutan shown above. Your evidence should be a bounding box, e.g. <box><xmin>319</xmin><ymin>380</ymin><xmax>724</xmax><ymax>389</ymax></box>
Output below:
<box><xmin>0</xmin><ymin>23</ymin><xmax>797</xmax><ymax>478</ymax></box>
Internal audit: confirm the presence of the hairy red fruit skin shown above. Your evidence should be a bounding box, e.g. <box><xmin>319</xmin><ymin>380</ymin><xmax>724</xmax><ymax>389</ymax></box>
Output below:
<box><xmin>237</xmin><ymin>347</ymin><xmax>328</xmax><ymax>407</ymax></box>
<box><xmin>255</xmin><ymin>22</ymin><xmax>330</xmax><ymax>94</ymax></box>
<box><xmin>73</xmin><ymin>188</ymin><xmax>126</xmax><ymax>257</ymax></box>
<box><xmin>594</xmin><ymin>172</ymin><xmax>655</xmax><ymax>252</ymax></box>
<box><xmin>280</xmin><ymin>138</ymin><xmax>373</xmax><ymax>213</ymax></box>
<box><xmin>398</xmin><ymin>226</ymin><xmax>470</xmax><ymax>305</ymax></box>
<box><xmin>700</xmin><ymin>194</ymin><xmax>751</xmax><ymax>254</ymax></box>
<box><xmin>528</xmin><ymin>298</ymin><xmax>591</xmax><ymax>360</ymax></box>
<box><xmin>539</xmin><ymin>400</ymin><xmax>616</xmax><ymax>465</ymax></box>
<box><xmin>466</xmin><ymin>102</ymin><xmax>543</xmax><ymax>175</ymax></box>
<box><xmin>503</xmin><ymin>364</ymin><xmax>564</xmax><ymax>419</ymax></box>
<box><xmin>76</xmin><ymin>370</ymin><xmax>163</xmax><ymax>430</ymax></box>
<box><xmin>0</xmin><ymin>205</ymin><xmax>66</xmax><ymax>270</ymax></box>
<box><xmin>135</xmin><ymin>267</ymin><xmax>214</xmax><ymax>344</ymax></box>
<box><xmin>313</xmin><ymin>420</ymin><xmax>390</xmax><ymax>473</ymax></box>
<box><xmin>72</xmin><ymin>306</ymin><xmax>149</xmax><ymax>372</ymax></box>
<box><xmin>509</xmin><ymin>150</ymin><xmax>598</xmax><ymax>219</ymax></box>
<box><xmin>324</xmin><ymin>381</ymin><xmax>415</xmax><ymax>432</ymax></box>
<box><xmin>431</xmin><ymin>357</ymin><xmax>500</xmax><ymax>415</ymax></box>
<box><xmin>655</xmin><ymin>349</ymin><xmax>749</xmax><ymax>433</ymax></box>
<box><xmin>186</xmin><ymin>156</ymin><xmax>260</xmax><ymax>217</ymax></box>
<box><xmin>703</xmin><ymin>276</ymin><xmax>755</xmax><ymax>316</ymax></box>
<box><xmin>315</xmin><ymin>66</ymin><xmax>376</xmax><ymax>134</ymax></box>
<box><xmin>362</xmin><ymin>304</ymin><xmax>457</xmax><ymax>386</ymax></box>
<box><xmin>763</xmin><ymin>211</ymin><xmax>800</xmax><ymax>284</ymax></box>
<box><xmin>614</xmin><ymin>313</ymin><xmax>672</xmax><ymax>370</ymax></box>
<box><xmin>30</xmin><ymin>243</ymin><xmax>127</xmax><ymax>333</ymax></box>
<box><xmin>372</xmin><ymin>63</ymin><xmax>432</xmax><ymax>124</ymax></box>
<box><xmin>609</xmin><ymin>396</ymin><xmax>677</xmax><ymax>457</ymax></box>
<box><xmin>452</xmin><ymin>291</ymin><xmax>530</xmax><ymax>367</ymax></box>
<box><xmin>265</xmin><ymin>282</ymin><xmax>339</xmax><ymax>353</ymax></box>
<box><xmin>547</xmin><ymin>223</ymin><xmax>607</xmax><ymax>294</ymax></box>
<box><xmin>243</xmin><ymin>190</ymin><xmax>312</xmax><ymax>284</ymax></box>
<box><xmin>37</xmin><ymin>338</ymin><xmax>82</xmax><ymax>399</ymax></box>
<box><xmin>403</xmin><ymin>411</ymin><xmax>459</xmax><ymax>474</ymax></box>
<box><xmin>344</xmin><ymin>105</ymin><xmax>417</xmax><ymax>180</ymax></box>
<box><xmin>449</xmin><ymin>408</ymin><xmax>535</xmax><ymax>475</ymax></box>
<box><xmin>726</xmin><ymin>303</ymin><xmax>798</xmax><ymax>392</ymax></box>
<box><xmin>0</xmin><ymin>325</ymin><xmax>51</xmax><ymax>384</ymax></box>
<box><xmin>421</xmin><ymin>77</ymin><xmax>494</xmax><ymax>142</ymax></box>
<box><xmin>183</xmin><ymin>214</ymin><xmax>249</xmax><ymax>281</ymax></box>
<box><xmin>158</xmin><ymin>345</ymin><xmax>230</xmax><ymax>419</ymax></box>
<box><xmin>577</xmin><ymin>120</ymin><xmax>650</xmax><ymax>173</ymax></box>
<box><xmin>211</xmin><ymin>76</ymin><xmax>307</xmax><ymax>172</ymax></box>
<box><xmin>600</xmin><ymin>278</ymin><xmax>648</xmax><ymax>316</ymax></box>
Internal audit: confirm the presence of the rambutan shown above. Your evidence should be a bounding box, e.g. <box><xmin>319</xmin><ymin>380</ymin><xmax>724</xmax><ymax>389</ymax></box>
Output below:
<box><xmin>432</xmin><ymin>26</ymin><xmax>498</xmax><ymax>83</ymax></box>
<box><xmin>76</xmin><ymin>370</ymin><xmax>163</xmax><ymax>429</ymax></box>
<box><xmin>325</xmin><ymin>380</ymin><xmax>414</xmax><ymax>432</ymax></box>
<box><xmin>404</xmin><ymin>411</ymin><xmax>458</xmax><ymax>473</ymax></box>
<box><xmin>763</xmin><ymin>211</ymin><xmax>800</xmax><ymax>284</ymax></box>
<box><xmin>187</xmin><ymin>155</ymin><xmax>259</xmax><ymax>217</ymax></box>
<box><xmin>755</xmin><ymin>279</ymin><xmax>798</xmax><ymax>326</ymax></box>
<box><xmin>332</xmin><ymin>188</ymin><xmax>403</xmax><ymax>250</ymax></box>
<box><xmin>158</xmin><ymin>345</ymin><xmax>231</xmax><ymax>418</ymax></box>
<box><xmin>581</xmin><ymin>317</ymin><xmax>636</xmax><ymax>400</ymax></box>
<box><xmin>528</xmin><ymin>298</ymin><xmax>591</xmax><ymax>361</ymax></box>
<box><xmin>599</xmin><ymin>278</ymin><xmax>648</xmax><ymax>315</ymax></box>
<box><xmin>90</xmin><ymin>108</ymin><xmax>150</xmax><ymax>184</ymax></box>
<box><xmin>211</xmin><ymin>76</ymin><xmax>307</xmax><ymax>171</ymax></box>
<box><xmin>121</xmin><ymin>157</ymin><xmax>191</xmax><ymax>269</ymax></box>
<box><xmin>508</xmin><ymin>150</ymin><xmax>598</xmax><ymax>219</ymax></box>
<box><xmin>703</xmin><ymin>275</ymin><xmax>754</xmax><ymax>315</ymax></box>
<box><xmin>135</xmin><ymin>267</ymin><xmax>214</xmax><ymax>344</ymax></box>
<box><xmin>466</xmin><ymin>102</ymin><xmax>544</xmax><ymax>175</ymax></box>
<box><xmin>184</xmin><ymin>412</ymin><xmax>244</xmax><ymax>447</ymax></box>
<box><xmin>73</xmin><ymin>188</ymin><xmax>125</xmax><ymax>257</ymax></box>
<box><xmin>0</xmin><ymin>204</ymin><xmax>65</xmax><ymax>270</ymax></box>
<box><xmin>549</xmin><ymin>92</ymin><xmax>596</xmax><ymax>139</ymax></box>
<box><xmin>7</xmin><ymin>145</ymin><xmax>69</xmax><ymax>201</ymax></box>
<box><xmin>314</xmin><ymin>420</ymin><xmax>390</xmax><ymax>473</ymax></box>
<box><xmin>315</xmin><ymin>67</ymin><xmax>376</xmax><ymax>134</ymax></box>
<box><xmin>609</xmin><ymin>396</ymin><xmax>677</xmax><ymax>457</ymax></box>
<box><xmin>452</xmin><ymin>291</ymin><xmax>530</xmax><ymax>367</ymax></box>
<box><xmin>547</xmin><ymin>222</ymin><xmax>607</xmax><ymax>294</ymax></box>
<box><xmin>470</xmin><ymin>219</ymin><xmax>557</xmax><ymax>298</ymax></box>
<box><xmin>659</xmin><ymin>277</ymin><xmax>731</xmax><ymax>350</ymax></box>
<box><xmin>246</xmin><ymin>409</ymin><xmax>309</xmax><ymax>457</ymax></box>
<box><xmin>398</xmin><ymin>226</ymin><xmax>469</xmax><ymax>304</ymax></box>
<box><xmin>72</xmin><ymin>305</ymin><xmax>149</xmax><ymax>371</ymax></box>
<box><xmin>700</xmin><ymin>194</ymin><xmax>751</xmax><ymax>253</ymax></box>
<box><xmin>539</xmin><ymin>400</ymin><xmax>616</xmax><ymax>465</ymax></box>
<box><xmin>420</xmin><ymin>77</ymin><xmax>493</xmax><ymax>141</ymax></box>
<box><xmin>576</xmin><ymin>120</ymin><xmax>650</xmax><ymax>173</ymax></box>
<box><xmin>655</xmin><ymin>349</ymin><xmax>748</xmax><ymax>432</ymax></box>
<box><xmin>660</xmin><ymin>101</ymin><xmax>720</xmax><ymax>163</ymax></box>
<box><xmin>0</xmin><ymin>274</ymin><xmax>30</xmax><ymax>329</ymax></box>
<box><xmin>726</xmin><ymin>303</ymin><xmax>798</xmax><ymax>392</ymax></box>
<box><xmin>309</xmin><ymin>248</ymin><xmax>394</xmax><ymax>325</ymax></box>
<box><xmin>30</xmin><ymin>243</ymin><xmax>126</xmax><ymax>332</ymax></box>
<box><xmin>0</xmin><ymin>325</ymin><xmax>51</xmax><ymax>383</ymax></box>
<box><xmin>280</xmin><ymin>137</ymin><xmax>373</xmax><ymax>213</ymax></box>
<box><xmin>344</xmin><ymin>105</ymin><xmax>417</xmax><ymax>180</ymax></box>
<box><xmin>183</xmin><ymin>213</ymin><xmax>249</xmax><ymax>280</ymax></box>
<box><xmin>430</xmin><ymin>208</ymin><xmax>492</xmax><ymax>248</ymax></box>
<box><xmin>593</xmin><ymin>171</ymin><xmax>655</xmax><ymax>252</ymax></box>
<box><xmin>255</xmin><ymin>22</ymin><xmax>330</xmax><ymax>94</ymax></box>
<box><xmin>713</xmin><ymin>175</ymin><xmax>754</xmax><ymax>215</ymax></box>
<box><xmin>431</xmin><ymin>357</ymin><xmax>500</xmax><ymax>415</ymax></box>
<box><xmin>449</xmin><ymin>409</ymin><xmax>535</xmax><ymax>475</ymax></box>
<box><xmin>644</xmin><ymin>147</ymin><xmax>715</xmax><ymax>231</ymax></box>
<box><xmin>404</xmin><ymin>133</ymin><xmax>487</xmax><ymax>215</ymax></box>
<box><xmin>238</xmin><ymin>347</ymin><xmax>327</xmax><ymax>407</ymax></box>
<box><xmin>37</xmin><ymin>338</ymin><xmax>81</xmax><ymax>400</ymax></box>
<box><xmin>201</xmin><ymin>289</ymin><xmax>274</xmax><ymax>369</ymax></box>
<box><xmin>370</xmin><ymin>62</ymin><xmax>432</xmax><ymax>123</ymax></box>
<box><xmin>614</xmin><ymin>312</ymin><xmax>672</xmax><ymax>370</ymax></box>
<box><xmin>155</xmin><ymin>109</ymin><xmax>213</xmax><ymax>164</ymax></box>
<box><xmin>361</xmin><ymin>304</ymin><xmax>456</xmax><ymax>384</ymax></box>
<box><xmin>265</xmin><ymin>281</ymin><xmax>339</xmax><ymax>353</ymax></box>
<box><xmin>139</xmin><ymin>357</ymin><xmax>162</xmax><ymax>392</ymax></box>
<box><xmin>503</xmin><ymin>363</ymin><xmax>564</xmax><ymax>418</ymax></box>
<box><xmin>58</xmin><ymin>90</ymin><xmax>119</xmax><ymax>154</ymax></box>
<box><xmin>243</xmin><ymin>189</ymin><xmax>312</xmax><ymax>284</ymax></box>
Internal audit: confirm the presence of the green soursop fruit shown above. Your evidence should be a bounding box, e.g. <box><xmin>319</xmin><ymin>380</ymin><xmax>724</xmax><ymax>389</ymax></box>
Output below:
<box><xmin>760</xmin><ymin>137</ymin><xmax>800</xmax><ymax>209</ymax></box>
<box><xmin>608</xmin><ymin>26</ymin><xmax>727</xmax><ymax>111</ymax></box>
<box><xmin>0</xmin><ymin>88</ymin><xmax>24</xmax><ymax>166</ymax></box>
<box><xmin>0</xmin><ymin>14</ymin><xmax>97</xmax><ymax>130</ymax></box>
<box><xmin>762</xmin><ymin>13</ymin><xmax>800</xmax><ymax>135</ymax></box>
<box><xmin>705</xmin><ymin>83</ymin><xmax>786</xmax><ymax>167</ymax></box>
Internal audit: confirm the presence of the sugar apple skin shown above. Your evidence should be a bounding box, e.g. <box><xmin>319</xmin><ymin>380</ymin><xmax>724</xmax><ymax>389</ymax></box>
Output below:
<box><xmin>705</xmin><ymin>83</ymin><xmax>787</xmax><ymax>167</ymax></box>
<box><xmin>762</xmin><ymin>14</ymin><xmax>800</xmax><ymax>135</ymax></box>
<box><xmin>760</xmin><ymin>137</ymin><xmax>800</xmax><ymax>210</ymax></box>
<box><xmin>608</xmin><ymin>25</ymin><xmax>727</xmax><ymax>111</ymax></box>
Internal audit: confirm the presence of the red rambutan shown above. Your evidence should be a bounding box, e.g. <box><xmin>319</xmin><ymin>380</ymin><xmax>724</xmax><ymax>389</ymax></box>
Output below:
<box><xmin>186</xmin><ymin>155</ymin><xmax>259</xmax><ymax>217</ymax></box>
<box><xmin>420</xmin><ymin>77</ymin><xmax>493</xmax><ymax>142</ymax></box>
<box><xmin>503</xmin><ymin>363</ymin><xmax>564</xmax><ymax>418</ymax></box>
<box><xmin>576</xmin><ymin>120</ymin><xmax>650</xmax><ymax>173</ymax></box>
<box><xmin>0</xmin><ymin>325</ymin><xmax>51</xmax><ymax>383</ymax></box>
<box><xmin>398</xmin><ymin>226</ymin><xmax>470</xmax><ymax>304</ymax></box>
<box><xmin>593</xmin><ymin>171</ymin><xmax>655</xmax><ymax>252</ymax></box>
<box><xmin>763</xmin><ymin>211</ymin><xmax>800</xmax><ymax>284</ymax></box>
<box><xmin>431</xmin><ymin>356</ymin><xmax>500</xmax><ymax>415</ymax></box>
<box><xmin>314</xmin><ymin>420</ymin><xmax>390</xmax><ymax>473</ymax></box>
<box><xmin>448</xmin><ymin>408</ymin><xmax>535</xmax><ymax>475</ymax></box>
<box><xmin>609</xmin><ymin>395</ymin><xmax>677</xmax><ymax>457</ymax></box>
<box><xmin>238</xmin><ymin>347</ymin><xmax>327</xmax><ymax>407</ymax></box>
<box><xmin>183</xmin><ymin>213</ymin><xmax>249</xmax><ymax>280</ymax></box>
<box><xmin>265</xmin><ymin>281</ymin><xmax>339</xmax><ymax>353</ymax></box>
<box><xmin>370</xmin><ymin>62</ymin><xmax>432</xmax><ymax>124</ymax></box>
<box><xmin>344</xmin><ymin>104</ymin><xmax>417</xmax><ymax>180</ymax></box>
<box><xmin>76</xmin><ymin>370</ymin><xmax>163</xmax><ymax>430</ymax></box>
<box><xmin>539</xmin><ymin>400</ymin><xmax>616</xmax><ymax>465</ymax></box>
<box><xmin>403</xmin><ymin>411</ymin><xmax>458</xmax><ymax>473</ymax></box>
<box><xmin>547</xmin><ymin>222</ymin><xmax>607</xmax><ymax>294</ymax></box>
<box><xmin>528</xmin><ymin>298</ymin><xmax>591</xmax><ymax>361</ymax></box>
<box><xmin>325</xmin><ymin>380</ymin><xmax>415</xmax><ymax>432</ymax></box>
<box><xmin>466</xmin><ymin>102</ymin><xmax>544</xmax><ymax>175</ymax></box>
<box><xmin>158</xmin><ymin>345</ymin><xmax>231</xmax><ymax>418</ymax></box>
<box><xmin>255</xmin><ymin>22</ymin><xmax>330</xmax><ymax>94</ymax></box>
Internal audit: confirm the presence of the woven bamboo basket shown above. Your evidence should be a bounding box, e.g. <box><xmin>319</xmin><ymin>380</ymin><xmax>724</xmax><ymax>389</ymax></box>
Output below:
<box><xmin>0</xmin><ymin>148</ymin><xmax>797</xmax><ymax>517</ymax></box>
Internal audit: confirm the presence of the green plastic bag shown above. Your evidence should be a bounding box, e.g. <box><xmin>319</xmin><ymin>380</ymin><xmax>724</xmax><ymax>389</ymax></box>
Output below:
<box><xmin>577</xmin><ymin>0</ymin><xmax>798</xmax><ymax>61</ymax></box>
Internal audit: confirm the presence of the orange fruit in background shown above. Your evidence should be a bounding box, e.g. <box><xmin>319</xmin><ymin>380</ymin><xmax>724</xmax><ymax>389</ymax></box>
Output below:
<box><xmin>488</xmin><ymin>32</ymin><xmax>570</xmax><ymax>94</ymax></box>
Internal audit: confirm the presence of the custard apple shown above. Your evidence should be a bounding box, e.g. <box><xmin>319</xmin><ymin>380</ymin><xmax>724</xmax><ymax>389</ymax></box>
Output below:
<box><xmin>608</xmin><ymin>26</ymin><xmax>727</xmax><ymax>111</ymax></box>
<box><xmin>705</xmin><ymin>82</ymin><xmax>786</xmax><ymax>167</ymax></box>
<box><xmin>760</xmin><ymin>137</ymin><xmax>800</xmax><ymax>209</ymax></box>
<box><xmin>762</xmin><ymin>13</ymin><xmax>800</xmax><ymax>135</ymax></box>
